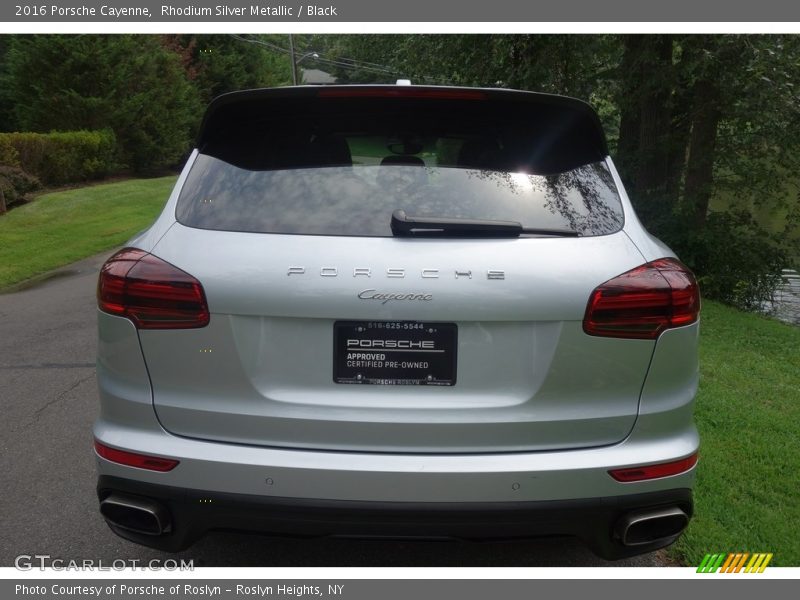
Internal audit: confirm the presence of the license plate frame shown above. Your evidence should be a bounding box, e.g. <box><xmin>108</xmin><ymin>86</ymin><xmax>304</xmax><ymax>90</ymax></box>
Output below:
<box><xmin>333</xmin><ymin>321</ymin><xmax>457</xmax><ymax>386</ymax></box>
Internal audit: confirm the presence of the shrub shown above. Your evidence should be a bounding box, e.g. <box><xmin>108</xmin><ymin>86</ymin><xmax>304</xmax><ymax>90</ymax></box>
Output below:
<box><xmin>669</xmin><ymin>211</ymin><xmax>792</xmax><ymax>311</ymax></box>
<box><xmin>0</xmin><ymin>130</ymin><xmax>116</xmax><ymax>185</ymax></box>
<box><xmin>0</xmin><ymin>165</ymin><xmax>41</xmax><ymax>212</ymax></box>
<box><xmin>0</xmin><ymin>136</ymin><xmax>20</xmax><ymax>167</ymax></box>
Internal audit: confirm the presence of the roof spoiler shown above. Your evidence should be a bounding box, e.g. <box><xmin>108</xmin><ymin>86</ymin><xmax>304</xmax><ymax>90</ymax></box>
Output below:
<box><xmin>196</xmin><ymin>85</ymin><xmax>609</xmax><ymax>173</ymax></box>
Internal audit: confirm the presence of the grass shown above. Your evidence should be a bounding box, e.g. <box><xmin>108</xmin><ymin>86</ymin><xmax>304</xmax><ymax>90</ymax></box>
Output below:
<box><xmin>670</xmin><ymin>300</ymin><xmax>800</xmax><ymax>566</ymax></box>
<box><xmin>0</xmin><ymin>177</ymin><xmax>176</xmax><ymax>290</ymax></box>
<box><xmin>1</xmin><ymin>178</ymin><xmax>798</xmax><ymax>564</ymax></box>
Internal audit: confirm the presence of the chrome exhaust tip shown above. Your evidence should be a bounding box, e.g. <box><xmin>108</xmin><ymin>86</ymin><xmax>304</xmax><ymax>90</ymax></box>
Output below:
<box><xmin>616</xmin><ymin>506</ymin><xmax>689</xmax><ymax>546</ymax></box>
<box><xmin>100</xmin><ymin>494</ymin><xmax>171</xmax><ymax>536</ymax></box>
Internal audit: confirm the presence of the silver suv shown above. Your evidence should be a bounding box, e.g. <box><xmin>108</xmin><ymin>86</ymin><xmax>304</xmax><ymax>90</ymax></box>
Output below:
<box><xmin>94</xmin><ymin>85</ymin><xmax>700</xmax><ymax>560</ymax></box>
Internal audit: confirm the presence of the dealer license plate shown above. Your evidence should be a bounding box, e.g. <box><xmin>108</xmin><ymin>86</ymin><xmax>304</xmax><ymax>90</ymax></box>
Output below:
<box><xmin>333</xmin><ymin>321</ymin><xmax>457</xmax><ymax>385</ymax></box>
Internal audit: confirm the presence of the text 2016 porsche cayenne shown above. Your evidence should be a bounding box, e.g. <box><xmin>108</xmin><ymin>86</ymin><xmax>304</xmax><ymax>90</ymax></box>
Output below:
<box><xmin>94</xmin><ymin>85</ymin><xmax>700</xmax><ymax>559</ymax></box>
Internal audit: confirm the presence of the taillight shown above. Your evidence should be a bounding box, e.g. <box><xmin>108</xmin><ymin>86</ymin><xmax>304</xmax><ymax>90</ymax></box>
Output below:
<box><xmin>583</xmin><ymin>258</ymin><xmax>700</xmax><ymax>340</ymax></box>
<box><xmin>94</xmin><ymin>440</ymin><xmax>179</xmax><ymax>472</ymax></box>
<box><xmin>317</xmin><ymin>87</ymin><xmax>487</xmax><ymax>100</ymax></box>
<box><xmin>609</xmin><ymin>453</ymin><xmax>698</xmax><ymax>482</ymax></box>
<box><xmin>97</xmin><ymin>248</ymin><xmax>209</xmax><ymax>329</ymax></box>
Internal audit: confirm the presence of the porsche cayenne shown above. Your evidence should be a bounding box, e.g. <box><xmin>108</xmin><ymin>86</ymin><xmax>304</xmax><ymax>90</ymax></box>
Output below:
<box><xmin>94</xmin><ymin>84</ymin><xmax>700</xmax><ymax>559</ymax></box>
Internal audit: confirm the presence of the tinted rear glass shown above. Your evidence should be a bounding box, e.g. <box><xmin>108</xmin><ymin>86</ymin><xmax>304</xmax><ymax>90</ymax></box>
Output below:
<box><xmin>177</xmin><ymin>98</ymin><xmax>624</xmax><ymax>237</ymax></box>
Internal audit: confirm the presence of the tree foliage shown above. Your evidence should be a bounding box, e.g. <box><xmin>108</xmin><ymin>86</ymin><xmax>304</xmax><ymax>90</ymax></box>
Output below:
<box><xmin>316</xmin><ymin>33</ymin><xmax>800</xmax><ymax>309</ymax></box>
<box><xmin>164</xmin><ymin>34</ymin><xmax>292</xmax><ymax>103</ymax></box>
<box><xmin>3</xmin><ymin>35</ymin><xmax>200</xmax><ymax>173</ymax></box>
<box><xmin>0</xmin><ymin>35</ymin><xmax>296</xmax><ymax>174</ymax></box>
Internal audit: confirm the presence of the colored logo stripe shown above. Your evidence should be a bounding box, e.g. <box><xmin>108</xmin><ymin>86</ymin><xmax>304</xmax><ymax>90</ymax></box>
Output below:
<box><xmin>720</xmin><ymin>553</ymin><xmax>736</xmax><ymax>572</ymax></box>
<box><xmin>697</xmin><ymin>553</ymin><xmax>772</xmax><ymax>573</ymax></box>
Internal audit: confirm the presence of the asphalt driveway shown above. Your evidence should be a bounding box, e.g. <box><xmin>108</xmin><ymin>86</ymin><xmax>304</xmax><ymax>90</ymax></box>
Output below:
<box><xmin>0</xmin><ymin>251</ymin><xmax>667</xmax><ymax>567</ymax></box>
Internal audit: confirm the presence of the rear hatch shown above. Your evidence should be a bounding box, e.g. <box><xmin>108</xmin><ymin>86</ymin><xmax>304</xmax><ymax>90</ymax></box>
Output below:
<box><xmin>139</xmin><ymin>86</ymin><xmax>654</xmax><ymax>453</ymax></box>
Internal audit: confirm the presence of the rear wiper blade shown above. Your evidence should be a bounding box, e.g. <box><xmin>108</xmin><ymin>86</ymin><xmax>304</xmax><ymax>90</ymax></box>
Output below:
<box><xmin>390</xmin><ymin>209</ymin><xmax>579</xmax><ymax>238</ymax></box>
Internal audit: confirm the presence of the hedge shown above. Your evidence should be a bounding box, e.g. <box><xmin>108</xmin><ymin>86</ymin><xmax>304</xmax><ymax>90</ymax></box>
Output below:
<box><xmin>0</xmin><ymin>136</ymin><xmax>19</xmax><ymax>167</ymax></box>
<box><xmin>0</xmin><ymin>130</ymin><xmax>117</xmax><ymax>185</ymax></box>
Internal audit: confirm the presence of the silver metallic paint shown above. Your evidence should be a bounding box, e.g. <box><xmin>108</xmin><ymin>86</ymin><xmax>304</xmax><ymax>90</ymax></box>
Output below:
<box><xmin>95</xmin><ymin>153</ymin><xmax>699</xmax><ymax>506</ymax></box>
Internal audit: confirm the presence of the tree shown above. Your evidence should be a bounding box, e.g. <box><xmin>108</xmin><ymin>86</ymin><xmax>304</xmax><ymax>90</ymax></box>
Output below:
<box><xmin>614</xmin><ymin>36</ymin><xmax>676</xmax><ymax>228</ymax></box>
<box><xmin>0</xmin><ymin>36</ymin><xmax>14</xmax><ymax>132</ymax></box>
<box><xmin>310</xmin><ymin>34</ymin><xmax>800</xmax><ymax>308</ymax></box>
<box><xmin>5</xmin><ymin>35</ymin><xmax>200</xmax><ymax>173</ymax></box>
<box><xmin>317</xmin><ymin>34</ymin><xmax>618</xmax><ymax>95</ymax></box>
<box><xmin>165</xmin><ymin>34</ymin><xmax>293</xmax><ymax>103</ymax></box>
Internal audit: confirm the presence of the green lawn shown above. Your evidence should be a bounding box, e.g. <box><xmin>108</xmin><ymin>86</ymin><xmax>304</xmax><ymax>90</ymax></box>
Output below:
<box><xmin>0</xmin><ymin>177</ymin><xmax>176</xmax><ymax>289</ymax></box>
<box><xmin>671</xmin><ymin>300</ymin><xmax>800</xmax><ymax>566</ymax></box>
<box><xmin>0</xmin><ymin>178</ymin><xmax>798</xmax><ymax>565</ymax></box>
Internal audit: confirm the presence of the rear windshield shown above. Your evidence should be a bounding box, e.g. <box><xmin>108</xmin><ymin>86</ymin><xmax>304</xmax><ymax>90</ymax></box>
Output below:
<box><xmin>177</xmin><ymin>105</ymin><xmax>624</xmax><ymax>237</ymax></box>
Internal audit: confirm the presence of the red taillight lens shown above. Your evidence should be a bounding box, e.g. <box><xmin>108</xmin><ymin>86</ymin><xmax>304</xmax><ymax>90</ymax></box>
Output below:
<box><xmin>317</xmin><ymin>87</ymin><xmax>487</xmax><ymax>100</ymax></box>
<box><xmin>97</xmin><ymin>248</ymin><xmax>209</xmax><ymax>329</ymax></box>
<box><xmin>583</xmin><ymin>258</ymin><xmax>700</xmax><ymax>340</ymax></box>
<box><xmin>609</xmin><ymin>453</ymin><xmax>698</xmax><ymax>482</ymax></box>
<box><xmin>94</xmin><ymin>440</ymin><xmax>179</xmax><ymax>472</ymax></box>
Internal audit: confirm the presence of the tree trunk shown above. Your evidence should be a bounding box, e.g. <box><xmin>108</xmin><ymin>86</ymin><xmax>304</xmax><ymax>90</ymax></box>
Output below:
<box><xmin>684</xmin><ymin>78</ymin><xmax>722</xmax><ymax>229</ymax></box>
<box><xmin>665</xmin><ymin>105</ymin><xmax>691</xmax><ymax>206</ymax></box>
<box><xmin>634</xmin><ymin>35</ymin><xmax>674</xmax><ymax>225</ymax></box>
<box><xmin>615</xmin><ymin>35</ymin><xmax>645</xmax><ymax>192</ymax></box>
<box><xmin>663</xmin><ymin>46</ymin><xmax>693</xmax><ymax>208</ymax></box>
<box><xmin>0</xmin><ymin>188</ymin><xmax>6</xmax><ymax>215</ymax></box>
<box><xmin>615</xmin><ymin>35</ymin><xmax>674</xmax><ymax>228</ymax></box>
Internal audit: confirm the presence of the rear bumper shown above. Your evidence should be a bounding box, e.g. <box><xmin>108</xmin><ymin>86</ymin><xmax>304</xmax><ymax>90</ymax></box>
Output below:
<box><xmin>94</xmin><ymin>412</ymin><xmax>699</xmax><ymax>559</ymax></box>
<box><xmin>97</xmin><ymin>475</ymin><xmax>692</xmax><ymax>559</ymax></box>
<box><xmin>93</xmin><ymin>417</ymin><xmax>699</xmax><ymax>503</ymax></box>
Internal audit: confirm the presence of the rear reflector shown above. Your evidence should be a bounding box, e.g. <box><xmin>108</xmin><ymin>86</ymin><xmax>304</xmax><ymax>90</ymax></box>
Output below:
<box><xmin>583</xmin><ymin>258</ymin><xmax>700</xmax><ymax>339</ymax></box>
<box><xmin>94</xmin><ymin>440</ymin><xmax>179</xmax><ymax>472</ymax></box>
<box><xmin>609</xmin><ymin>453</ymin><xmax>698</xmax><ymax>482</ymax></box>
<box><xmin>317</xmin><ymin>87</ymin><xmax>487</xmax><ymax>100</ymax></box>
<box><xmin>97</xmin><ymin>248</ymin><xmax>209</xmax><ymax>329</ymax></box>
